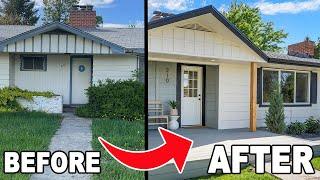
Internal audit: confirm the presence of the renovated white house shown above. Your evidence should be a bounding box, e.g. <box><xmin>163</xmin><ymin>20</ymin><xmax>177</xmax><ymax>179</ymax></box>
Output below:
<box><xmin>0</xmin><ymin>5</ymin><xmax>144</xmax><ymax>107</ymax></box>
<box><xmin>148</xmin><ymin>6</ymin><xmax>319</xmax><ymax>131</ymax></box>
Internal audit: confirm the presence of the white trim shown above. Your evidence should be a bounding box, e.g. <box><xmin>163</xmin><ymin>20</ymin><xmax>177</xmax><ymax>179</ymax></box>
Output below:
<box><xmin>181</xmin><ymin>65</ymin><xmax>203</xmax><ymax>126</ymax></box>
<box><xmin>261</xmin><ymin>67</ymin><xmax>311</xmax><ymax>105</ymax></box>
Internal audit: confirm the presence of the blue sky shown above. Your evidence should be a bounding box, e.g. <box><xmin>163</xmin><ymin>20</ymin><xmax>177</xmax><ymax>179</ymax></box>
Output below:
<box><xmin>35</xmin><ymin>0</ymin><xmax>144</xmax><ymax>28</ymax></box>
<box><xmin>148</xmin><ymin>0</ymin><xmax>320</xmax><ymax>49</ymax></box>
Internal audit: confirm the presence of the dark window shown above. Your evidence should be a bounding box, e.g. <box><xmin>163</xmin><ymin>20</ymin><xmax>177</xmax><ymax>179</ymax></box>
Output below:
<box><xmin>263</xmin><ymin>70</ymin><xmax>278</xmax><ymax>103</ymax></box>
<box><xmin>296</xmin><ymin>73</ymin><xmax>309</xmax><ymax>103</ymax></box>
<box><xmin>262</xmin><ymin>69</ymin><xmax>310</xmax><ymax>104</ymax></box>
<box><xmin>21</xmin><ymin>56</ymin><xmax>46</xmax><ymax>71</ymax></box>
<box><xmin>281</xmin><ymin>71</ymin><xmax>294</xmax><ymax>103</ymax></box>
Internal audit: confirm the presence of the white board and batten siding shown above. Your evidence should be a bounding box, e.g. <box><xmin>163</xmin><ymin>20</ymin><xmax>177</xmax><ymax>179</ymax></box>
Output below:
<box><xmin>5</xmin><ymin>34</ymin><xmax>111</xmax><ymax>54</ymax></box>
<box><xmin>92</xmin><ymin>55</ymin><xmax>138</xmax><ymax>84</ymax></box>
<box><xmin>149</xmin><ymin>26</ymin><xmax>263</xmax><ymax>62</ymax></box>
<box><xmin>148</xmin><ymin>61</ymin><xmax>177</xmax><ymax>114</ymax></box>
<box><xmin>0</xmin><ymin>53</ymin><xmax>9</xmax><ymax>88</ymax></box>
<box><xmin>12</xmin><ymin>54</ymin><xmax>71</xmax><ymax>104</ymax></box>
<box><xmin>218</xmin><ymin>62</ymin><xmax>251</xmax><ymax>129</ymax></box>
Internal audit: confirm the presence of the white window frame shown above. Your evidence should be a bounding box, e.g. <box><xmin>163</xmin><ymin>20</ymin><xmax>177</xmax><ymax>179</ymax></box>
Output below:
<box><xmin>262</xmin><ymin>67</ymin><xmax>311</xmax><ymax>105</ymax></box>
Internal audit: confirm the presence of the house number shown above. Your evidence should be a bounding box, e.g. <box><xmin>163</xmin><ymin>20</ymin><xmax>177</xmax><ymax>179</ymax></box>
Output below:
<box><xmin>79</xmin><ymin>65</ymin><xmax>85</xmax><ymax>72</ymax></box>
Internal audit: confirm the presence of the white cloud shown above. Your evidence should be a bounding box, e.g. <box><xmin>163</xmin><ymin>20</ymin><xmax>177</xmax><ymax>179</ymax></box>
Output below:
<box><xmin>79</xmin><ymin>0</ymin><xmax>114</xmax><ymax>6</ymax></box>
<box><xmin>34</xmin><ymin>0</ymin><xmax>114</xmax><ymax>8</ymax></box>
<box><xmin>255</xmin><ymin>0</ymin><xmax>320</xmax><ymax>15</ymax></box>
<box><xmin>148</xmin><ymin>0</ymin><xmax>194</xmax><ymax>12</ymax></box>
<box><xmin>102</xmin><ymin>20</ymin><xmax>144</xmax><ymax>28</ymax></box>
<box><xmin>218</xmin><ymin>4</ymin><xmax>227</xmax><ymax>12</ymax></box>
<box><xmin>34</xmin><ymin>0</ymin><xmax>43</xmax><ymax>8</ymax></box>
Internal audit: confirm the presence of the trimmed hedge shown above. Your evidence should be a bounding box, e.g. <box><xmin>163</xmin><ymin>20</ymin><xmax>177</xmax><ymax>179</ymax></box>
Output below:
<box><xmin>76</xmin><ymin>79</ymin><xmax>144</xmax><ymax>121</ymax></box>
<box><xmin>305</xmin><ymin>116</ymin><xmax>320</xmax><ymax>134</ymax></box>
<box><xmin>286</xmin><ymin>121</ymin><xmax>306</xmax><ymax>135</ymax></box>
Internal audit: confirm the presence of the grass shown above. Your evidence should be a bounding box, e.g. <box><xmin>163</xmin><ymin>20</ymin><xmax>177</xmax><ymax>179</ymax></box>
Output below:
<box><xmin>312</xmin><ymin>157</ymin><xmax>320</xmax><ymax>170</ymax></box>
<box><xmin>91</xmin><ymin>119</ymin><xmax>145</xmax><ymax>180</ymax></box>
<box><xmin>196</xmin><ymin>166</ymin><xmax>279</xmax><ymax>180</ymax></box>
<box><xmin>0</xmin><ymin>111</ymin><xmax>62</xmax><ymax>180</ymax></box>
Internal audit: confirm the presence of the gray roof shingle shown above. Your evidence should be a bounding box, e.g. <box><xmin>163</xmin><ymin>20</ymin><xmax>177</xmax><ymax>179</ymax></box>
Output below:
<box><xmin>82</xmin><ymin>27</ymin><xmax>144</xmax><ymax>51</ymax></box>
<box><xmin>265</xmin><ymin>51</ymin><xmax>320</xmax><ymax>67</ymax></box>
<box><xmin>0</xmin><ymin>25</ymin><xmax>36</xmax><ymax>41</ymax></box>
<box><xmin>0</xmin><ymin>25</ymin><xmax>144</xmax><ymax>52</ymax></box>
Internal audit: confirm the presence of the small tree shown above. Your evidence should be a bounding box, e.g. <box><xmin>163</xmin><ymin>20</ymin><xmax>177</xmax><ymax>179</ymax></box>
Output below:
<box><xmin>96</xmin><ymin>16</ymin><xmax>103</xmax><ymax>27</ymax></box>
<box><xmin>315</xmin><ymin>38</ymin><xmax>320</xmax><ymax>59</ymax></box>
<box><xmin>265</xmin><ymin>85</ymin><xmax>286</xmax><ymax>133</ymax></box>
<box><xmin>42</xmin><ymin>0</ymin><xmax>79</xmax><ymax>23</ymax></box>
<box><xmin>0</xmin><ymin>0</ymin><xmax>39</xmax><ymax>25</ymax></box>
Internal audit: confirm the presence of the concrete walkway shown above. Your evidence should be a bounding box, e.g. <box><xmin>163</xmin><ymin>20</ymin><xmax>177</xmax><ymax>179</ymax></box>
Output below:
<box><xmin>31</xmin><ymin>113</ymin><xmax>92</xmax><ymax>180</ymax></box>
<box><xmin>149</xmin><ymin>128</ymin><xmax>320</xmax><ymax>179</ymax></box>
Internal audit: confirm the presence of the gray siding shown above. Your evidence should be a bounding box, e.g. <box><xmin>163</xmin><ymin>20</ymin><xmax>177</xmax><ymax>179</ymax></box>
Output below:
<box><xmin>205</xmin><ymin>65</ymin><xmax>219</xmax><ymax>128</ymax></box>
<box><xmin>148</xmin><ymin>61</ymin><xmax>177</xmax><ymax>114</ymax></box>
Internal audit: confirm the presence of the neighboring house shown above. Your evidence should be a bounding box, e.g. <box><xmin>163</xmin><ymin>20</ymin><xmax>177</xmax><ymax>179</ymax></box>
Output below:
<box><xmin>0</xmin><ymin>5</ymin><xmax>144</xmax><ymax>106</ymax></box>
<box><xmin>148</xmin><ymin>6</ymin><xmax>319</xmax><ymax>130</ymax></box>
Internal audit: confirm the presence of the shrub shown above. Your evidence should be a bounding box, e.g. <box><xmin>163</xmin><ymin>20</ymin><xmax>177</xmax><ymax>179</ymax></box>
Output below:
<box><xmin>265</xmin><ymin>86</ymin><xmax>286</xmax><ymax>134</ymax></box>
<box><xmin>286</xmin><ymin>121</ymin><xmax>306</xmax><ymax>135</ymax></box>
<box><xmin>304</xmin><ymin>116</ymin><xmax>320</xmax><ymax>134</ymax></box>
<box><xmin>75</xmin><ymin>79</ymin><xmax>144</xmax><ymax>121</ymax></box>
<box><xmin>0</xmin><ymin>87</ymin><xmax>54</xmax><ymax>112</ymax></box>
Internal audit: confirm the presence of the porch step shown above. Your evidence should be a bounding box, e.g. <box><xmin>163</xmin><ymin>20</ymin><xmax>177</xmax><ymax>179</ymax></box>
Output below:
<box><xmin>63</xmin><ymin>106</ymin><xmax>76</xmax><ymax>113</ymax></box>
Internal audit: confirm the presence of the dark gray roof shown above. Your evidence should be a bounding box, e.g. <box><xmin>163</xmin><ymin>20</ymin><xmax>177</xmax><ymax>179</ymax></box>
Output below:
<box><xmin>0</xmin><ymin>24</ymin><xmax>144</xmax><ymax>53</ymax></box>
<box><xmin>265</xmin><ymin>51</ymin><xmax>320</xmax><ymax>67</ymax></box>
<box><xmin>0</xmin><ymin>25</ymin><xmax>36</xmax><ymax>41</ymax></box>
<box><xmin>82</xmin><ymin>28</ymin><xmax>144</xmax><ymax>51</ymax></box>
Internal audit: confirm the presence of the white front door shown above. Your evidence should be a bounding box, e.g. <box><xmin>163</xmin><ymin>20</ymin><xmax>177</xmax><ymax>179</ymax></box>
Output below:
<box><xmin>71</xmin><ymin>57</ymin><xmax>91</xmax><ymax>104</ymax></box>
<box><xmin>181</xmin><ymin>66</ymin><xmax>202</xmax><ymax>126</ymax></box>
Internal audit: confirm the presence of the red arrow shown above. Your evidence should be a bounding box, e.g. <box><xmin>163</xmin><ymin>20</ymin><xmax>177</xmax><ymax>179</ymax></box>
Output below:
<box><xmin>98</xmin><ymin>127</ymin><xmax>193</xmax><ymax>173</ymax></box>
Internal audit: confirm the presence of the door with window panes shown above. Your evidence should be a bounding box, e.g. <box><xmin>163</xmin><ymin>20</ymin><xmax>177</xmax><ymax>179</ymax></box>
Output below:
<box><xmin>181</xmin><ymin>66</ymin><xmax>202</xmax><ymax>126</ymax></box>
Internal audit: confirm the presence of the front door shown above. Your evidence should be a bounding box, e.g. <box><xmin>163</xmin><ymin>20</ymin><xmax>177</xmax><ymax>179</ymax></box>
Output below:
<box><xmin>71</xmin><ymin>57</ymin><xmax>92</xmax><ymax>104</ymax></box>
<box><xmin>181</xmin><ymin>66</ymin><xmax>202</xmax><ymax>126</ymax></box>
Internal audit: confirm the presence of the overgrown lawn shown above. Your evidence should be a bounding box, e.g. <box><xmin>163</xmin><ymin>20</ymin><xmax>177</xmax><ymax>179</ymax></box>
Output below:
<box><xmin>91</xmin><ymin>119</ymin><xmax>144</xmax><ymax>180</ymax></box>
<box><xmin>0</xmin><ymin>112</ymin><xmax>61</xmax><ymax>180</ymax></box>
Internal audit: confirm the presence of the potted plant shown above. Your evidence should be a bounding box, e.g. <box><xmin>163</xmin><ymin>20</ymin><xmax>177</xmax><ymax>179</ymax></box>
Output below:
<box><xmin>168</xmin><ymin>100</ymin><xmax>179</xmax><ymax>130</ymax></box>
<box><xmin>168</xmin><ymin>100</ymin><xmax>178</xmax><ymax>115</ymax></box>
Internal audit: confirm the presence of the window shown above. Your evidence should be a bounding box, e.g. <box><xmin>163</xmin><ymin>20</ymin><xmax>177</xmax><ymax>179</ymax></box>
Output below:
<box><xmin>183</xmin><ymin>70</ymin><xmax>198</xmax><ymax>97</ymax></box>
<box><xmin>263</xmin><ymin>70</ymin><xmax>279</xmax><ymax>103</ymax></box>
<box><xmin>281</xmin><ymin>71</ymin><xmax>294</xmax><ymax>103</ymax></box>
<box><xmin>21</xmin><ymin>56</ymin><xmax>47</xmax><ymax>71</ymax></box>
<box><xmin>296</xmin><ymin>73</ymin><xmax>309</xmax><ymax>102</ymax></box>
<box><xmin>262</xmin><ymin>68</ymin><xmax>310</xmax><ymax>104</ymax></box>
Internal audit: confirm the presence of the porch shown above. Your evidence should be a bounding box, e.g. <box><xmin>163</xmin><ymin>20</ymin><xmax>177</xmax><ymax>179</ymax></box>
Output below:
<box><xmin>148</xmin><ymin>128</ymin><xmax>320</xmax><ymax>179</ymax></box>
<box><xmin>148</xmin><ymin>53</ymin><xmax>261</xmax><ymax>130</ymax></box>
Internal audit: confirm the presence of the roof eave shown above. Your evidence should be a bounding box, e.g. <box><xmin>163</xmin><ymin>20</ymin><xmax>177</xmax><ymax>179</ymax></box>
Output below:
<box><xmin>268</xmin><ymin>58</ymin><xmax>320</xmax><ymax>68</ymax></box>
<box><xmin>0</xmin><ymin>22</ymin><xmax>126</xmax><ymax>54</ymax></box>
<box><xmin>148</xmin><ymin>5</ymin><xmax>268</xmax><ymax>61</ymax></box>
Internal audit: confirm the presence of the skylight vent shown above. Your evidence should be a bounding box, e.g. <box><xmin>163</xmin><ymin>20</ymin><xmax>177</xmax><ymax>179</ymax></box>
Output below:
<box><xmin>177</xmin><ymin>23</ymin><xmax>212</xmax><ymax>32</ymax></box>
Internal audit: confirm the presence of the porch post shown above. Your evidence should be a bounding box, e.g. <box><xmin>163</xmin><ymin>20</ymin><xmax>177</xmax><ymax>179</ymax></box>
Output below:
<box><xmin>250</xmin><ymin>62</ymin><xmax>257</xmax><ymax>132</ymax></box>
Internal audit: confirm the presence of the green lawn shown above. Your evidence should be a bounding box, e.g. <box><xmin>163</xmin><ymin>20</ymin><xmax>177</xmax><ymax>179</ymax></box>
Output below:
<box><xmin>312</xmin><ymin>157</ymin><xmax>320</xmax><ymax>170</ymax></box>
<box><xmin>196</xmin><ymin>166</ymin><xmax>279</xmax><ymax>180</ymax></box>
<box><xmin>0</xmin><ymin>112</ymin><xmax>61</xmax><ymax>180</ymax></box>
<box><xmin>91</xmin><ymin>119</ymin><xmax>144</xmax><ymax>180</ymax></box>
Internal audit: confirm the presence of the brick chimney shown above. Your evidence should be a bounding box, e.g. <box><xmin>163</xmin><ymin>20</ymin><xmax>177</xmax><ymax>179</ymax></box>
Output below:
<box><xmin>288</xmin><ymin>38</ymin><xmax>315</xmax><ymax>58</ymax></box>
<box><xmin>69</xmin><ymin>5</ymin><xmax>96</xmax><ymax>28</ymax></box>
